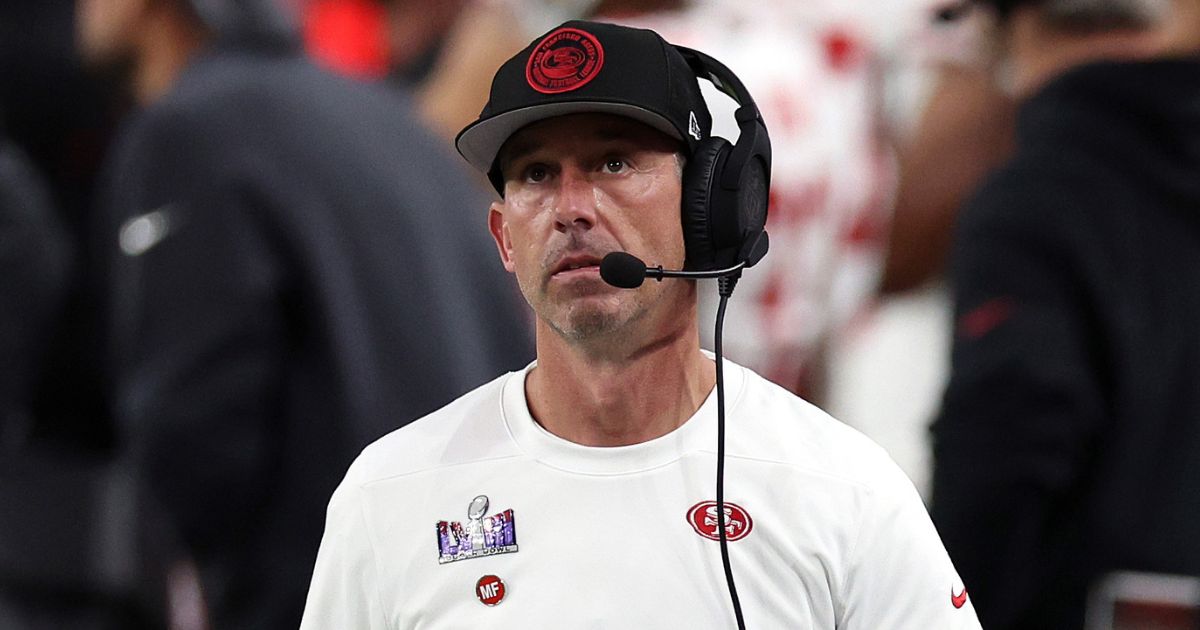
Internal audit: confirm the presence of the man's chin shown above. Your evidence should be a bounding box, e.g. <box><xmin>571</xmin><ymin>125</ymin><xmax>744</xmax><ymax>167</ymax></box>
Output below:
<box><xmin>541</xmin><ymin>303</ymin><xmax>625</xmax><ymax>342</ymax></box>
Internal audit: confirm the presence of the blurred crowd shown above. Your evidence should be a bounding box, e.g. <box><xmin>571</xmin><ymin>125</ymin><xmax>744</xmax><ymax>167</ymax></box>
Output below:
<box><xmin>1</xmin><ymin>0</ymin><xmax>1198</xmax><ymax>629</ymax></box>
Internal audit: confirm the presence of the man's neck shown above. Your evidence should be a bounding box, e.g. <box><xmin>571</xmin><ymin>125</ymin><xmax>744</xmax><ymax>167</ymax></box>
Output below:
<box><xmin>525</xmin><ymin>316</ymin><xmax>716</xmax><ymax>448</ymax></box>
<box><xmin>132</xmin><ymin>7</ymin><xmax>209</xmax><ymax>105</ymax></box>
<box><xmin>1005</xmin><ymin>7</ymin><xmax>1184</xmax><ymax>100</ymax></box>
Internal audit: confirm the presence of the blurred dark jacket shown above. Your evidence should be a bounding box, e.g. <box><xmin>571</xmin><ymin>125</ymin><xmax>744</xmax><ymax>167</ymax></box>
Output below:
<box><xmin>932</xmin><ymin>56</ymin><xmax>1200</xmax><ymax>630</ymax></box>
<box><xmin>97</xmin><ymin>47</ymin><xmax>532</xmax><ymax>629</ymax></box>
<box><xmin>0</xmin><ymin>135</ymin><xmax>150</xmax><ymax>630</ymax></box>
<box><xmin>0</xmin><ymin>136</ymin><xmax>68</xmax><ymax>441</ymax></box>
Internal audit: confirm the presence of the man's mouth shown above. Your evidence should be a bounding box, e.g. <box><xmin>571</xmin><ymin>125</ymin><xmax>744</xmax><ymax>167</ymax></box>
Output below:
<box><xmin>550</xmin><ymin>254</ymin><xmax>604</xmax><ymax>278</ymax></box>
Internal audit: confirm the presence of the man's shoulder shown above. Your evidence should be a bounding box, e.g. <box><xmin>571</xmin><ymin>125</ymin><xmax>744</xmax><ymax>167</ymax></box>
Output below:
<box><xmin>961</xmin><ymin>145</ymin><xmax>1113</xmax><ymax>233</ymax></box>
<box><xmin>342</xmin><ymin>372</ymin><xmax>523</xmax><ymax>488</ymax></box>
<box><xmin>151</xmin><ymin>52</ymin><xmax>406</xmax><ymax>135</ymax></box>
<box><xmin>731</xmin><ymin>365</ymin><xmax>915</xmax><ymax>494</ymax></box>
<box><xmin>167</xmin><ymin>52</ymin><xmax>312</xmax><ymax>104</ymax></box>
<box><xmin>951</xmin><ymin>156</ymin><xmax>1115</xmax><ymax>273</ymax></box>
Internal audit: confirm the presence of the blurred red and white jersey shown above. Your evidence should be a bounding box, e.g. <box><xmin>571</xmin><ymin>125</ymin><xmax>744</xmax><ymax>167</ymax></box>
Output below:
<box><xmin>610</xmin><ymin>0</ymin><xmax>975</xmax><ymax>392</ymax></box>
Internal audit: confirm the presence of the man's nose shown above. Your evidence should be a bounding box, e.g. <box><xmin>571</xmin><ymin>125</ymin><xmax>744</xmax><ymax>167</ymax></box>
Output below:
<box><xmin>553</xmin><ymin>166</ymin><xmax>597</xmax><ymax>232</ymax></box>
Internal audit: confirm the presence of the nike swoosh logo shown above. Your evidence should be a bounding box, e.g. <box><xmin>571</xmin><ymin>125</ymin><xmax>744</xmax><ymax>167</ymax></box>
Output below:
<box><xmin>957</xmin><ymin>296</ymin><xmax>1015</xmax><ymax>340</ymax></box>
<box><xmin>952</xmin><ymin>586</ymin><xmax>969</xmax><ymax>609</ymax></box>
<box><xmin>119</xmin><ymin>206</ymin><xmax>174</xmax><ymax>256</ymax></box>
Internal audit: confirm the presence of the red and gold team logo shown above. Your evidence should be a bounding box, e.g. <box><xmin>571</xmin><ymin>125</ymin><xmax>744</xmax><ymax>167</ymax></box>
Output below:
<box><xmin>525</xmin><ymin>27</ymin><xmax>604</xmax><ymax>94</ymax></box>
<box><xmin>687</xmin><ymin>501</ymin><xmax>753</xmax><ymax>542</ymax></box>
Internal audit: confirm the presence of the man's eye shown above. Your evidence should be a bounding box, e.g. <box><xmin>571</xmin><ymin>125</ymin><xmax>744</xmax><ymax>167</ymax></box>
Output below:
<box><xmin>604</xmin><ymin>158</ymin><xmax>625</xmax><ymax>173</ymax></box>
<box><xmin>525</xmin><ymin>165</ymin><xmax>549</xmax><ymax>182</ymax></box>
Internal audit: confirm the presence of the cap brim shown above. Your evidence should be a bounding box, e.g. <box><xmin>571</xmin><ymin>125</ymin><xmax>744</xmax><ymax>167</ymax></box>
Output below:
<box><xmin>455</xmin><ymin>101</ymin><xmax>684</xmax><ymax>173</ymax></box>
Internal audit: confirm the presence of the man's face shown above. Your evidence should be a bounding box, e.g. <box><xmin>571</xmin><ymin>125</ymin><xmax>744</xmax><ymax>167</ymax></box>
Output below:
<box><xmin>489</xmin><ymin>113</ymin><xmax>690</xmax><ymax>344</ymax></box>
<box><xmin>77</xmin><ymin>0</ymin><xmax>147</xmax><ymax>69</ymax></box>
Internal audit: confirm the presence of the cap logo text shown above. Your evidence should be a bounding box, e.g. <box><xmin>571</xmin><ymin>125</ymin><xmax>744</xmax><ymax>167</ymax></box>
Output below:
<box><xmin>526</xmin><ymin>27</ymin><xmax>605</xmax><ymax>94</ymax></box>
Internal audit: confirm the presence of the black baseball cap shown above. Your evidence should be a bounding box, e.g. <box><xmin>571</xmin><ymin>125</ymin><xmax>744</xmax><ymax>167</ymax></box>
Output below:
<box><xmin>455</xmin><ymin>20</ymin><xmax>713</xmax><ymax>192</ymax></box>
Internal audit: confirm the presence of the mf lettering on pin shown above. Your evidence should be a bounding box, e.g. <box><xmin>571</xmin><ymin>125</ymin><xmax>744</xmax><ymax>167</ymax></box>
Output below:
<box><xmin>476</xmin><ymin>575</ymin><xmax>506</xmax><ymax>606</ymax></box>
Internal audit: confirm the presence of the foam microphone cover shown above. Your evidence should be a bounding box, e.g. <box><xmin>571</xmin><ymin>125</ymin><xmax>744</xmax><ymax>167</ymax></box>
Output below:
<box><xmin>600</xmin><ymin>252</ymin><xmax>648</xmax><ymax>288</ymax></box>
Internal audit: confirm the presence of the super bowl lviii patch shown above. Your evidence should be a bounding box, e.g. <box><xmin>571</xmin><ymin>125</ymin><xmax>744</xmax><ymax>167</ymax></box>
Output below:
<box><xmin>436</xmin><ymin>495</ymin><xmax>518</xmax><ymax>564</ymax></box>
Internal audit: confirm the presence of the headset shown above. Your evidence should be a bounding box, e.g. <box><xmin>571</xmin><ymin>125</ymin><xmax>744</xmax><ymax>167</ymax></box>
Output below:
<box><xmin>674</xmin><ymin>46</ymin><xmax>773</xmax><ymax>274</ymax></box>
<box><xmin>184</xmin><ymin>0</ymin><xmax>300</xmax><ymax>48</ymax></box>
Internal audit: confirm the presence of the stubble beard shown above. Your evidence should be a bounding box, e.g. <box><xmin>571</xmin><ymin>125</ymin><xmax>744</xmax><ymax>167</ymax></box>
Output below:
<box><xmin>524</xmin><ymin>275</ymin><xmax>652</xmax><ymax>348</ymax></box>
<box><xmin>554</xmin><ymin>298</ymin><xmax>643</xmax><ymax>342</ymax></box>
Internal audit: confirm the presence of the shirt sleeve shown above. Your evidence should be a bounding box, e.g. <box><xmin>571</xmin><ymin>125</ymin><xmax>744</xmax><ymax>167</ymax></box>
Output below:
<box><xmin>301</xmin><ymin>475</ymin><xmax>390</xmax><ymax>630</ymax></box>
<box><xmin>104</xmin><ymin>108</ymin><xmax>290</xmax><ymax>557</ymax></box>
<box><xmin>838</xmin><ymin>454</ymin><xmax>983</xmax><ymax>629</ymax></box>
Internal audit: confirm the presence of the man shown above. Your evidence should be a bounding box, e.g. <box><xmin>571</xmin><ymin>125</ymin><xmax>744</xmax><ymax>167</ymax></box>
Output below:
<box><xmin>931</xmin><ymin>0</ymin><xmax>1200</xmax><ymax>628</ymax></box>
<box><xmin>303</xmin><ymin>20</ymin><xmax>980</xmax><ymax>628</ymax></box>
<box><xmin>77</xmin><ymin>0</ymin><xmax>533</xmax><ymax>627</ymax></box>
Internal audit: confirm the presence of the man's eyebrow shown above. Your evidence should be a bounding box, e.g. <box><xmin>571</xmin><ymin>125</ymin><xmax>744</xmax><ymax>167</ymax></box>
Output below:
<box><xmin>498</xmin><ymin>139</ymin><xmax>537</xmax><ymax>171</ymax></box>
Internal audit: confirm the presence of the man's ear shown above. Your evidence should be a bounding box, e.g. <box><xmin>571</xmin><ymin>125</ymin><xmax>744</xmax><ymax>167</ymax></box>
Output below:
<box><xmin>488</xmin><ymin>202</ymin><xmax>516</xmax><ymax>273</ymax></box>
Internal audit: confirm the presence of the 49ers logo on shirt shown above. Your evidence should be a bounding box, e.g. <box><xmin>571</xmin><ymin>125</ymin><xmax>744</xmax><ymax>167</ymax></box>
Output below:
<box><xmin>687</xmin><ymin>501</ymin><xmax>753</xmax><ymax>541</ymax></box>
<box><xmin>526</xmin><ymin>27</ymin><xmax>604</xmax><ymax>94</ymax></box>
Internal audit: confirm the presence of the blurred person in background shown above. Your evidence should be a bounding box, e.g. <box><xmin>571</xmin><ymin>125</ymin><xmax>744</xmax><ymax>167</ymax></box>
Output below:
<box><xmin>930</xmin><ymin>0</ymin><xmax>1200</xmax><ymax>628</ymax></box>
<box><xmin>880</xmin><ymin>13</ymin><xmax>1016</xmax><ymax>295</ymax></box>
<box><xmin>0</xmin><ymin>127</ymin><xmax>109</xmax><ymax>630</ymax></box>
<box><xmin>76</xmin><ymin>0</ymin><xmax>533</xmax><ymax>627</ymax></box>
<box><xmin>0</xmin><ymin>0</ymin><xmax>119</xmax><ymax>222</ymax></box>
<box><xmin>1</xmin><ymin>3</ymin><xmax>155</xmax><ymax>628</ymax></box>
<box><xmin>0</xmin><ymin>130</ymin><xmax>70</xmax><ymax>472</ymax></box>
<box><xmin>823</xmin><ymin>5</ymin><xmax>1017</xmax><ymax>499</ymax></box>
<box><xmin>0</xmin><ymin>0</ymin><xmax>123</xmax><ymax>461</ymax></box>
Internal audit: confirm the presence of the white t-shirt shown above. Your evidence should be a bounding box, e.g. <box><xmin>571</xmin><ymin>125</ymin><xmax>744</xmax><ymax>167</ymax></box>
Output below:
<box><xmin>301</xmin><ymin>360</ymin><xmax>981</xmax><ymax>629</ymax></box>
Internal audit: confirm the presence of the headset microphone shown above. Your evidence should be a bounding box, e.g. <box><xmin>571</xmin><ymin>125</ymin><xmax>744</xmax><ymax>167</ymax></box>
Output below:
<box><xmin>599</xmin><ymin>252</ymin><xmax>748</xmax><ymax>289</ymax></box>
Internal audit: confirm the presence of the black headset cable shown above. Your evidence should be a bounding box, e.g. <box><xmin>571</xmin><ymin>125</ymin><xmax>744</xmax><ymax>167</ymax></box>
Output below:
<box><xmin>715</xmin><ymin>274</ymin><xmax>746</xmax><ymax>630</ymax></box>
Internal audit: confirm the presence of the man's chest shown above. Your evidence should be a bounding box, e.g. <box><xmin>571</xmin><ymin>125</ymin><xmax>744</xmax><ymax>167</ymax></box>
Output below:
<box><xmin>359</xmin><ymin>457</ymin><xmax>857</xmax><ymax>628</ymax></box>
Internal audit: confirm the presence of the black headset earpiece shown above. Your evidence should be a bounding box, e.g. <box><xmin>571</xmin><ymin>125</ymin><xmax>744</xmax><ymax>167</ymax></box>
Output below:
<box><xmin>674</xmin><ymin>47</ymin><xmax>772</xmax><ymax>272</ymax></box>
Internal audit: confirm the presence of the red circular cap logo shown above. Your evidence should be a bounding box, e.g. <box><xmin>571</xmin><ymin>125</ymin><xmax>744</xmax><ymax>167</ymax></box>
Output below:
<box><xmin>525</xmin><ymin>27</ymin><xmax>604</xmax><ymax>94</ymax></box>
<box><xmin>476</xmin><ymin>575</ymin><xmax>506</xmax><ymax>606</ymax></box>
<box><xmin>687</xmin><ymin>501</ymin><xmax>753</xmax><ymax>542</ymax></box>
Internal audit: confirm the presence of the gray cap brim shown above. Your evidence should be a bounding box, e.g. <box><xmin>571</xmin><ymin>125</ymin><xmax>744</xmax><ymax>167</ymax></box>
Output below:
<box><xmin>455</xmin><ymin>101</ymin><xmax>685</xmax><ymax>174</ymax></box>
